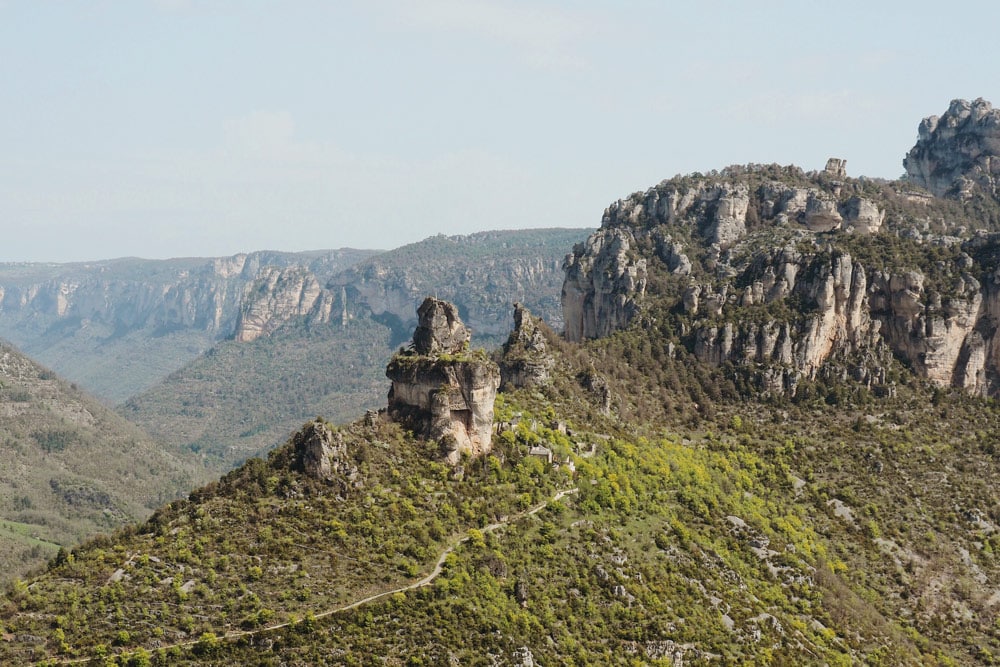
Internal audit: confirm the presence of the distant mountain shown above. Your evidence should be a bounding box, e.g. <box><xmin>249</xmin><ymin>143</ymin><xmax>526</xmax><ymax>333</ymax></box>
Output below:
<box><xmin>121</xmin><ymin>228</ymin><xmax>590</xmax><ymax>469</ymax></box>
<box><xmin>0</xmin><ymin>341</ymin><xmax>205</xmax><ymax>580</ymax></box>
<box><xmin>0</xmin><ymin>249</ymin><xmax>377</xmax><ymax>402</ymax></box>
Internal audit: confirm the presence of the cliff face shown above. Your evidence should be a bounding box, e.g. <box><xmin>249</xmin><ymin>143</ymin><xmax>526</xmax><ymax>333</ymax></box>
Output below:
<box><xmin>562</xmin><ymin>166</ymin><xmax>886</xmax><ymax>343</ymax></box>
<box><xmin>0</xmin><ymin>229</ymin><xmax>582</xmax><ymax>403</ymax></box>
<box><xmin>904</xmin><ymin>98</ymin><xmax>1000</xmax><ymax>200</ymax></box>
<box><xmin>0</xmin><ymin>250</ymin><xmax>374</xmax><ymax>401</ymax></box>
<box><xmin>234</xmin><ymin>266</ymin><xmax>334</xmax><ymax>343</ymax></box>
<box><xmin>561</xmin><ymin>152</ymin><xmax>1000</xmax><ymax>397</ymax></box>
<box><xmin>499</xmin><ymin>303</ymin><xmax>556</xmax><ymax>391</ymax></box>
<box><xmin>385</xmin><ymin>298</ymin><xmax>500</xmax><ymax>465</ymax></box>
<box><xmin>333</xmin><ymin>229</ymin><xmax>587</xmax><ymax>345</ymax></box>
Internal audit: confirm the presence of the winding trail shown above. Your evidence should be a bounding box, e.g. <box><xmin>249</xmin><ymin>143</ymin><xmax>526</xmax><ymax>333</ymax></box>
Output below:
<box><xmin>42</xmin><ymin>487</ymin><xmax>578</xmax><ymax>665</ymax></box>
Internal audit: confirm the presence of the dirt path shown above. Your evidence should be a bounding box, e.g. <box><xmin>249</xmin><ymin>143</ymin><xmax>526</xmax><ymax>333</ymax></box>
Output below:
<box><xmin>42</xmin><ymin>487</ymin><xmax>578</xmax><ymax>665</ymax></box>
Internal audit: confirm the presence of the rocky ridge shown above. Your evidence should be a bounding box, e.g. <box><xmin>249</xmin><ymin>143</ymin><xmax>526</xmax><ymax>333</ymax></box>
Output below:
<box><xmin>562</xmin><ymin>120</ymin><xmax>1000</xmax><ymax>396</ymax></box>
<box><xmin>0</xmin><ymin>249</ymin><xmax>373</xmax><ymax>400</ymax></box>
<box><xmin>905</xmin><ymin>97</ymin><xmax>1000</xmax><ymax>200</ymax></box>
<box><xmin>0</xmin><ymin>230</ymin><xmax>584</xmax><ymax>403</ymax></box>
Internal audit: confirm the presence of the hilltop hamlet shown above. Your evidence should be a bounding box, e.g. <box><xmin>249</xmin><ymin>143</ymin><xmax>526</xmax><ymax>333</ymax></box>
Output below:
<box><xmin>7</xmin><ymin>99</ymin><xmax>1000</xmax><ymax>665</ymax></box>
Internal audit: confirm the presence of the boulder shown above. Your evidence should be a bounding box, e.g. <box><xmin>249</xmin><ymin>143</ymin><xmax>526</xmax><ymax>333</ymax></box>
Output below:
<box><xmin>412</xmin><ymin>297</ymin><xmax>471</xmax><ymax>355</ymax></box>
<box><xmin>292</xmin><ymin>419</ymin><xmax>360</xmax><ymax>490</ymax></box>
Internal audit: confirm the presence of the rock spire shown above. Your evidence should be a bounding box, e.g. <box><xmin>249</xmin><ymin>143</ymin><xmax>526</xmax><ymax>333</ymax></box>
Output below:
<box><xmin>385</xmin><ymin>297</ymin><xmax>500</xmax><ymax>464</ymax></box>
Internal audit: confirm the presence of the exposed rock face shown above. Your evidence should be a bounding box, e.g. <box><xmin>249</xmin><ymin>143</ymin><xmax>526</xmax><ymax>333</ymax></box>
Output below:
<box><xmin>235</xmin><ymin>267</ymin><xmax>333</xmax><ymax>342</ymax></box>
<box><xmin>563</xmin><ymin>166</ymin><xmax>886</xmax><ymax>343</ymax></box>
<box><xmin>386</xmin><ymin>298</ymin><xmax>500</xmax><ymax>464</ymax></box>
<box><xmin>499</xmin><ymin>303</ymin><xmax>555</xmax><ymax>390</ymax></box>
<box><xmin>0</xmin><ymin>249</ymin><xmax>374</xmax><ymax>400</ymax></box>
<box><xmin>292</xmin><ymin>419</ymin><xmax>361</xmax><ymax>493</ymax></box>
<box><xmin>562</xmin><ymin>228</ymin><xmax>647</xmax><ymax>342</ymax></box>
<box><xmin>412</xmin><ymin>298</ymin><xmax>470</xmax><ymax>354</ymax></box>
<box><xmin>824</xmin><ymin>158</ymin><xmax>847</xmax><ymax>178</ymax></box>
<box><xmin>561</xmin><ymin>160</ymin><xmax>1000</xmax><ymax>397</ymax></box>
<box><xmin>333</xmin><ymin>229</ymin><xmax>587</xmax><ymax>346</ymax></box>
<box><xmin>904</xmin><ymin>98</ymin><xmax>1000</xmax><ymax>200</ymax></box>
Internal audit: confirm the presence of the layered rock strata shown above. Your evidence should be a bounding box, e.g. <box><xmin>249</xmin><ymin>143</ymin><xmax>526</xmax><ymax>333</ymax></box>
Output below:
<box><xmin>386</xmin><ymin>298</ymin><xmax>500</xmax><ymax>464</ymax></box>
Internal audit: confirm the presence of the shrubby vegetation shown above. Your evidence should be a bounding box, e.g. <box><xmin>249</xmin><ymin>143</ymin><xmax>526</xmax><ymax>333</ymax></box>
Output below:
<box><xmin>5</xmin><ymin>312</ymin><xmax>1000</xmax><ymax>664</ymax></box>
<box><xmin>0</xmin><ymin>344</ymin><xmax>203</xmax><ymax>583</ymax></box>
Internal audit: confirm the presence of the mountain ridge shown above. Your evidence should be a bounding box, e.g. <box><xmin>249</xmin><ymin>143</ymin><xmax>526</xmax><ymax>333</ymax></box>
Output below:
<box><xmin>5</xmin><ymin>99</ymin><xmax>1000</xmax><ymax>665</ymax></box>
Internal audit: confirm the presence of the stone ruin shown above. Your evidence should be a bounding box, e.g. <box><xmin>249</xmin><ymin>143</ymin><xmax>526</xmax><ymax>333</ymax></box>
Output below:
<box><xmin>385</xmin><ymin>297</ymin><xmax>500</xmax><ymax>464</ymax></box>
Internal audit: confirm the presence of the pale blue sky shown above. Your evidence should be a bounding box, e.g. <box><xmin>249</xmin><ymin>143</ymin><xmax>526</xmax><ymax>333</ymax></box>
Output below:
<box><xmin>2</xmin><ymin>0</ymin><xmax>998</xmax><ymax>262</ymax></box>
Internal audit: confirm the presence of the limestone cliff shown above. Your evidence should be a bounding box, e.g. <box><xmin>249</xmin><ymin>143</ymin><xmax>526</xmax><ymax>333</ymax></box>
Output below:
<box><xmin>234</xmin><ymin>266</ymin><xmax>334</xmax><ymax>342</ymax></box>
<box><xmin>385</xmin><ymin>298</ymin><xmax>500</xmax><ymax>464</ymax></box>
<box><xmin>904</xmin><ymin>98</ymin><xmax>1000</xmax><ymax>200</ymax></box>
<box><xmin>561</xmin><ymin>153</ymin><xmax>1000</xmax><ymax>397</ymax></box>
<box><xmin>0</xmin><ymin>249</ymin><xmax>373</xmax><ymax>400</ymax></box>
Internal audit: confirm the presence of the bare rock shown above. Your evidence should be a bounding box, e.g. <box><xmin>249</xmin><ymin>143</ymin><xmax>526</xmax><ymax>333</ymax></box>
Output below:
<box><xmin>840</xmin><ymin>196</ymin><xmax>884</xmax><ymax>235</ymax></box>
<box><xmin>386</xmin><ymin>298</ymin><xmax>500</xmax><ymax>464</ymax></box>
<box><xmin>824</xmin><ymin>157</ymin><xmax>847</xmax><ymax>178</ymax></box>
<box><xmin>562</xmin><ymin>228</ymin><xmax>647</xmax><ymax>341</ymax></box>
<box><xmin>802</xmin><ymin>192</ymin><xmax>842</xmax><ymax>232</ymax></box>
<box><xmin>412</xmin><ymin>297</ymin><xmax>471</xmax><ymax>355</ymax></box>
<box><xmin>292</xmin><ymin>419</ymin><xmax>360</xmax><ymax>489</ymax></box>
<box><xmin>706</xmin><ymin>183</ymin><xmax>750</xmax><ymax>246</ymax></box>
<box><xmin>904</xmin><ymin>98</ymin><xmax>1000</xmax><ymax>200</ymax></box>
<box><xmin>499</xmin><ymin>303</ymin><xmax>556</xmax><ymax>390</ymax></box>
<box><xmin>235</xmin><ymin>266</ymin><xmax>325</xmax><ymax>342</ymax></box>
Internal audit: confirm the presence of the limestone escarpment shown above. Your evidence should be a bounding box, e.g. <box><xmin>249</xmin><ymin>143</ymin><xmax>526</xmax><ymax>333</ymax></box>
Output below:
<box><xmin>561</xmin><ymin>159</ymin><xmax>1000</xmax><ymax>397</ymax></box>
<box><xmin>385</xmin><ymin>298</ymin><xmax>500</xmax><ymax>464</ymax></box>
<box><xmin>562</xmin><ymin>228</ymin><xmax>647</xmax><ymax>342</ymax></box>
<box><xmin>0</xmin><ymin>250</ymin><xmax>374</xmax><ymax>400</ymax></box>
<box><xmin>334</xmin><ymin>229</ymin><xmax>586</xmax><ymax>345</ymax></box>
<box><xmin>563</xmin><ymin>164</ymin><xmax>885</xmax><ymax>343</ymax></box>
<box><xmin>234</xmin><ymin>266</ymin><xmax>334</xmax><ymax>342</ymax></box>
<box><xmin>904</xmin><ymin>98</ymin><xmax>1000</xmax><ymax>200</ymax></box>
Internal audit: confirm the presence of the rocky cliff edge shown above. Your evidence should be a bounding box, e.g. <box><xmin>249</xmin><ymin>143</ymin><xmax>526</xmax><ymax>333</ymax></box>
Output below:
<box><xmin>562</xmin><ymin>113</ymin><xmax>1000</xmax><ymax>397</ymax></box>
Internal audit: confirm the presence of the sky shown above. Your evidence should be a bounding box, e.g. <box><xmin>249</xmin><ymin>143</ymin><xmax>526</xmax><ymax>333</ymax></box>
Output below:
<box><xmin>2</xmin><ymin>0</ymin><xmax>999</xmax><ymax>263</ymax></box>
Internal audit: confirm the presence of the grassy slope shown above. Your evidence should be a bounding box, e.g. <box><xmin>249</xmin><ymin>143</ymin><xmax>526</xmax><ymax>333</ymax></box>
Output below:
<box><xmin>120</xmin><ymin>319</ymin><xmax>394</xmax><ymax>471</ymax></box>
<box><xmin>0</xmin><ymin>342</ymin><xmax>207</xmax><ymax>582</ymax></box>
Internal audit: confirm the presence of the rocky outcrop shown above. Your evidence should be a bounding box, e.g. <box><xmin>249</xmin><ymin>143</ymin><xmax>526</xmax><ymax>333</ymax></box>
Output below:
<box><xmin>386</xmin><ymin>298</ymin><xmax>500</xmax><ymax>464</ymax></box>
<box><xmin>333</xmin><ymin>230</ymin><xmax>585</xmax><ymax>346</ymax></box>
<box><xmin>499</xmin><ymin>303</ymin><xmax>555</xmax><ymax>390</ymax></box>
<box><xmin>412</xmin><ymin>298</ymin><xmax>470</xmax><ymax>355</ymax></box>
<box><xmin>0</xmin><ymin>250</ymin><xmax>374</xmax><ymax>400</ymax></box>
<box><xmin>562</xmin><ymin>228</ymin><xmax>647</xmax><ymax>342</ymax></box>
<box><xmin>563</xmin><ymin>166</ymin><xmax>886</xmax><ymax>344</ymax></box>
<box><xmin>904</xmin><ymin>98</ymin><xmax>1000</xmax><ymax>200</ymax></box>
<box><xmin>561</xmin><ymin>157</ymin><xmax>1000</xmax><ymax>397</ymax></box>
<box><xmin>292</xmin><ymin>419</ymin><xmax>361</xmax><ymax>493</ymax></box>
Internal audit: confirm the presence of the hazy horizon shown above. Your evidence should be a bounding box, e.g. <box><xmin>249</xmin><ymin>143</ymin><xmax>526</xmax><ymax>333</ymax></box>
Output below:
<box><xmin>3</xmin><ymin>0</ymin><xmax>999</xmax><ymax>262</ymax></box>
